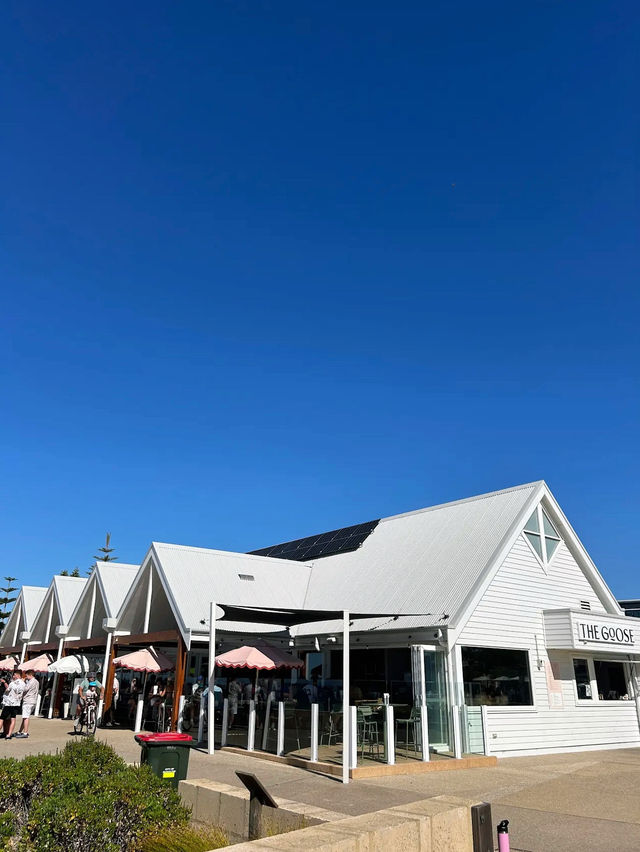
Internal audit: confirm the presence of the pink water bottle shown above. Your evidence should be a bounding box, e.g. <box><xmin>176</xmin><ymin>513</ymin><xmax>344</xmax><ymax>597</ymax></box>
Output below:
<box><xmin>497</xmin><ymin>819</ymin><xmax>510</xmax><ymax>852</ymax></box>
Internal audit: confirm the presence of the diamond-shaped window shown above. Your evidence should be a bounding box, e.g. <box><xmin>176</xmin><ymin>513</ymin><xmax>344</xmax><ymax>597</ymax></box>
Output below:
<box><xmin>524</xmin><ymin>507</ymin><xmax>561</xmax><ymax>566</ymax></box>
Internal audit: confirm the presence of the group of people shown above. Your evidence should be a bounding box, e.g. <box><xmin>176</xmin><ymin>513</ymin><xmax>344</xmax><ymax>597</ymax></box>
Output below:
<box><xmin>0</xmin><ymin>669</ymin><xmax>39</xmax><ymax>739</ymax></box>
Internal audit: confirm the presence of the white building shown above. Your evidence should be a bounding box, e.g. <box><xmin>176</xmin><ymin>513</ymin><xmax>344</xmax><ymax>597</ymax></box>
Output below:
<box><xmin>3</xmin><ymin>480</ymin><xmax>639</xmax><ymax>759</ymax></box>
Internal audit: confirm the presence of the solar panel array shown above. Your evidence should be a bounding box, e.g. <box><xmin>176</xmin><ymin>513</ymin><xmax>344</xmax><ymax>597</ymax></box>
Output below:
<box><xmin>250</xmin><ymin>519</ymin><xmax>380</xmax><ymax>562</ymax></box>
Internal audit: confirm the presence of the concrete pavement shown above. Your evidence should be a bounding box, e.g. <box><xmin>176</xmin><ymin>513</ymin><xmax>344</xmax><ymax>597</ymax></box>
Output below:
<box><xmin>4</xmin><ymin>719</ymin><xmax>640</xmax><ymax>851</ymax></box>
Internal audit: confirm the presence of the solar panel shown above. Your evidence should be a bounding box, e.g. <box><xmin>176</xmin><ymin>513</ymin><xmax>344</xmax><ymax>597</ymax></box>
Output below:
<box><xmin>250</xmin><ymin>519</ymin><xmax>380</xmax><ymax>562</ymax></box>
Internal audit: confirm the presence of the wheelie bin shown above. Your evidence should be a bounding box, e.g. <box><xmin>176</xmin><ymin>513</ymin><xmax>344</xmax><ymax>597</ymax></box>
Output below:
<box><xmin>135</xmin><ymin>732</ymin><xmax>194</xmax><ymax>789</ymax></box>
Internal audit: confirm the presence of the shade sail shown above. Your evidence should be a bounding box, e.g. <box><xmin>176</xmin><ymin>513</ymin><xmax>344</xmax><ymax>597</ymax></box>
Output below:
<box><xmin>0</xmin><ymin>656</ymin><xmax>18</xmax><ymax>671</ymax></box>
<box><xmin>48</xmin><ymin>655</ymin><xmax>90</xmax><ymax>675</ymax></box>
<box><xmin>215</xmin><ymin>643</ymin><xmax>304</xmax><ymax>671</ymax></box>
<box><xmin>17</xmin><ymin>653</ymin><xmax>53</xmax><ymax>673</ymax></box>
<box><xmin>113</xmin><ymin>647</ymin><xmax>174</xmax><ymax>673</ymax></box>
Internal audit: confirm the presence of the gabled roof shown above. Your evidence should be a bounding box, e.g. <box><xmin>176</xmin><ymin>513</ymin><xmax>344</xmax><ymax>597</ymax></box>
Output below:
<box><xmin>294</xmin><ymin>481</ymin><xmax>543</xmax><ymax>633</ymax></box>
<box><xmin>66</xmin><ymin>563</ymin><xmax>139</xmax><ymax>640</ymax></box>
<box><xmin>0</xmin><ymin>586</ymin><xmax>47</xmax><ymax>649</ymax></box>
<box><xmin>29</xmin><ymin>576</ymin><xmax>87</xmax><ymax>644</ymax></box>
<box><xmin>96</xmin><ymin>562</ymin><xmax>139</xmax><ymax>619</ymax></box>
<box><xmin>116</xmin><ymin>543</ymin><xmax>313</xmax><ymax>642</ymax></box>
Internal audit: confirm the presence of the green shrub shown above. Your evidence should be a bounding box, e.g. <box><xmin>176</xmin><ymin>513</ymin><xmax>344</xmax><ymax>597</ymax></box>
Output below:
<box><xmin>137</xmin><ymin>824</ymin><xmax>228</xmax><ymax>851</ymax></box>
<box><xmin>0</xmin><ymin>738</ymin><xmax>190</xmax><ymax>852</ymax></box>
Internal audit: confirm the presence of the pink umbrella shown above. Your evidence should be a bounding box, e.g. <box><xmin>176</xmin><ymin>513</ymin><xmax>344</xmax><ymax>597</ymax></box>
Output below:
<box><xmin>0</xmin><ymin>656</ymin><xmax>18</xmax><ymax>671</ymax></box>
<box><xmin>215</xmin><ymin>643</ymin><xmax>304</xmax><ymax>671</ymax></box>
<box><xmin>113</xmin><ymin>647</ymin><xmax>174</xmax><ymax>673</ymax></box>
<box><xmin>17</xmin><ymin>653</ymin><xmax>53</xmax><ymax>673</ymax></box>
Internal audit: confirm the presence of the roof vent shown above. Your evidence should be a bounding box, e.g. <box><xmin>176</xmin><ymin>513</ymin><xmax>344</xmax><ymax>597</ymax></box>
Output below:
<box><xmin>238</xmin><ymin>574</ymin><xmax>255</xmax><ymax>582</ymax></box>
<box><xmin>580</xmin><ymin>600</ymin><xmax>591</xmax><ymax>611</ymax></box>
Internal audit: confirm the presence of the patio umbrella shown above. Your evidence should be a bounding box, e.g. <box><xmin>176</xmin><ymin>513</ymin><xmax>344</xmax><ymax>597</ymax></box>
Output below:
<box><xmin>215</xmin><ymin>643</ymin><xmax>304</xmax><ymax>671</ymax></box>
<box><xmin>48</xmin><ymin>654</ymin><xmax>90</xmax><ymax>675</ymax></box>
<box><xmin>113</xmin><ymin>647</ymin><xmax>174</xmax><ymax>673</ymax></box>
<box><xmin>17</xmin><ymin>653</ymin><xmax>53</xmax><ymax>673</ymax></box>
<box><xmin>215</xmin><ymin>643</ymin><xmax>304</xmax><ymax>696</ymax></box>
<box><xmin>113</xmin><ymin>647</ymin><xmax>175</xmax><ymax>732</ymax></box>
<box><xmin>0</xmin><ymin>656</ymin><xmax>18</xmax><ymax>671</ymax></box>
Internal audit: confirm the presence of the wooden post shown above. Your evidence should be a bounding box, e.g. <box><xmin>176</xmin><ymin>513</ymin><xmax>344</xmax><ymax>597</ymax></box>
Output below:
<box><xmin>171</xmin><ymin>634</ymin><xmax>187</xmax><ymax>731</ymax></box>
<box><xmin>102</xmin><ymin>638</ymin><xmax>117</xmax><ymax>718</ymax></box>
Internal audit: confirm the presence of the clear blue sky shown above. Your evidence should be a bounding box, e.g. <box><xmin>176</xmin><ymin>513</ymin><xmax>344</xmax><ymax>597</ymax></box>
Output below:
<box><xmin>1</xmin><ymin>2</ymin><xmax>638</xmax><ymax>597</ymax></box>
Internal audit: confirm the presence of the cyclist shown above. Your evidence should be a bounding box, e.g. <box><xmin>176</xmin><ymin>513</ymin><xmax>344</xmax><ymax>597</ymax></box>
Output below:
<box><xmin>76</xmin><ymin>678</ymin><xmax>100</xmax><ymax>733</ymax></box>
<box><xmin>76</xmin><ymin>671</ymin><xmax>104</xmax><ymax>719</ymax></box>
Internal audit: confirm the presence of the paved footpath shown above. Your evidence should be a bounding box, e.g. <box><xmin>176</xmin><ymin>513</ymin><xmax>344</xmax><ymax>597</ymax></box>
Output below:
<box><xmin>4</xmin><ymin>719</ymin><xmax>640</xmax><ymax>851</ymax></box>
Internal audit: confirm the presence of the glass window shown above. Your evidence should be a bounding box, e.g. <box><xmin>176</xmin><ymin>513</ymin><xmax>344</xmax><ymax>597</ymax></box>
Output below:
<box><xmin>524</xmin><ymin>506</ymin><xmax>562</xmax><ymax>566</ymax></box>
<box><xmin>594</xmin><ymin>660</ymin><xmax>628</xmax><ymax>701</ymax></box>
<box><xmin>462</xmin><ymin>647</ymin><xmax>533</xmax><ymax>706</ymax></box>
<box><xmin>573</xmin><ymin>658</ymin><xmax>592</xmax><ymax>699</ymax></box>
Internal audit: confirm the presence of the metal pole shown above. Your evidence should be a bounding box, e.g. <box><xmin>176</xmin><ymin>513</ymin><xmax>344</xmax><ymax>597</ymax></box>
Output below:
<box><xmin>310</xmin><ymin>703</ymin><xmax>319</xmax><ymax>762</ymax></box>
<box><xmin>261</xmin><ymin>691</ymin><xmax>274</xmax><ymax>751</ymax></box>
<box><xmin>342</xmin><ymin>610</ymin><xmax>350</xmax><ymax>784</ymax></box>
<box><xmin>247</xmin><ymin>699</ymin><xmax>256</xmax><ymax>751</ymax></box>
<box><xmin>349</xmin><ymin>706</ymin><xmax>357</xmax><ymax>769</ymax></box>
<box><xmin>481</xmin><ymin>705</ymin><xmax>490</xmax><ymax>756</ymax></box>
<box><xmin>208</xmin><ymin>601</ymin><xmax>216</xmax><ymax>755</ymax></box>
<box><xmin>177</xmin><ymin>694</ymin><xmax>185</xmax><ymax>733</ymax></box>
<box><xmin>385</xmin><ymin>704</ymin><xmax>395</xmax><ymax>765</ymax></box>
<box><xmin>420</xmin><ymin>702</ymin><xmax>430</xmax><ymax>762</ymax></box>
<box><xmin>221</xmin><ymin>697</ymin><xmax>229</xmax><ymax>746</ymax></box>
<box><xmin>134</xmin><ymin>672</ymin><xmax>146</xmax><ymax>732</ymax></box>
<box><xmin>197</xmin><ymin>694</ymin><xmax>205</xmax><ymax>744</ymax></box>
<box><xmin>277</xmin><ymin>701</ymin><xmax>285</xmax><ymax>756</ymax></box>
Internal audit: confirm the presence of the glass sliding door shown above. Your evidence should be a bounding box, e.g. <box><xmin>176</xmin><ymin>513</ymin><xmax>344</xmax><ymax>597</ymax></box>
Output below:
<box><xmin>410</xmin><ymin>645</ymin><xmax>452</xmax><ymax>756</ymax></box>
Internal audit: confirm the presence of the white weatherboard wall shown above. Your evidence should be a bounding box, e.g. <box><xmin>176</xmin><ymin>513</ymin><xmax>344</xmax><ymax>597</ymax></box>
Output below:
<box><xmin>456</xmin><ymin>534</ymin><xmax>640</xmax><ymax>757</ymax></box>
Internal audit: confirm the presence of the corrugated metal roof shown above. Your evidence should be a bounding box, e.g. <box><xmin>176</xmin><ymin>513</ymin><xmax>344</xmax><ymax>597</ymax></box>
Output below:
<box><xmin>21</xmin><ymin>586</ymin><xmax>49</xmax><ymax>632</ymax></box>
<box><xmin>294</xmin><ymin>481</ymin><xmax>541</xmax><ymax>634</ymax></box>
<box><xmin>52</xmin><ymin>576</ymin><xmax>88</xmax><ymax>626</ymax></box>
<box><xmin>152</xmin><ymin>543</ymin><xmax>312</xmax><ymax>636</ymax></box>
<box><xmin>96</xmin><ymin>563</ymin><xmax>139</xmax><ymax>618</ymax></box>
<box><xmin>0</xmin><ymin>586</ymin><xmax>48</xmax><ymax>647</ymax></box>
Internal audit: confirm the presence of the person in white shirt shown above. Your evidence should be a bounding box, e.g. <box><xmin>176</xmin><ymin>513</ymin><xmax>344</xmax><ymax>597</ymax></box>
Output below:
<box><xmin>112</xmin><ymin>675</ymin><xmax>120</xmax><ymax>709</ymax></box>
<box><xmin>15</xmin><ymin>670</ymin><xmax>39</xmax><ymax>738</ymax></box>
<box><xmin>1</xmin><ymin>671</ymin><xmax>25</xmax><ymax>739</ymax></box>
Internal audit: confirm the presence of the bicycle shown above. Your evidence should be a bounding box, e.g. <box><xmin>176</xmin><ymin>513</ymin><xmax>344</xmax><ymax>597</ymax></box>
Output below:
<box><xmin>74</xmin><ymin>698</ymin><xmax>98</xmax><ymax>736</ymax></box>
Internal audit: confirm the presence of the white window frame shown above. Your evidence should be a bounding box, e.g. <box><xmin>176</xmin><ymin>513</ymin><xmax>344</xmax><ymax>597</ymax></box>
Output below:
<box><xmin>522</xmin><ymin>504</ymin><xmax>561</xmax><ymax>573</ymax></box>
<box><xmin>572</xmin><ymin>655</ymin><xmax>633</xmax><ymax>705</ymax></box>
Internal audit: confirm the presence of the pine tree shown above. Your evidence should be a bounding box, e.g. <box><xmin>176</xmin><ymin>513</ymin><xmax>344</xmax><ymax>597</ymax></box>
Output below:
<box><xmin>88</xmin><ymin>533</ymin><xmax>118</xmax><ymax>574</ymax></box>
<box><xmin>0</xmin><ymin>577</ymin><xmax>18</xmax><ymax>633</ymax></box>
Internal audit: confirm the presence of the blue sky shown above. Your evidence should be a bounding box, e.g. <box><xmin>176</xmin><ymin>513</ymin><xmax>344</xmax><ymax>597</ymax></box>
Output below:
<box><xmin>2</xmin><ymin>1</ymin><xmax>638</xmax><ymax>596</ymax></box>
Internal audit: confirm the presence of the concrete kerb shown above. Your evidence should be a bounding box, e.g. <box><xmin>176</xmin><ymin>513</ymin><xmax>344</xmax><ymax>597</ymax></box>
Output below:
<box><xmin>180</xmin><ymin>779</ymin><xmax>477</xmax><ymax>851</ymax></box>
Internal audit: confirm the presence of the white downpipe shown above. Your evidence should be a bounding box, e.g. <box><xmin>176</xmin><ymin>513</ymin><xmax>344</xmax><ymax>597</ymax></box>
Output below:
<box><xmin>97</xmin><ymin>630</ymin><xmax>113</xmax><ymax>724</ymax></box>
<box><xmin>385</xmin><ymin>704</ymin><xmax>395</xmax><ymax>765</ymax></box>
<box><xmin>310</xmin><ymin>703</ymin><xmax>319</xmax><ymax>762</ymax></box>
<box><xmin>221</xmin><ymin>698</ymin><xmax>229</xmax><ymax>747</ymax></box>
<box><xmin>342</xmin><ymin>610</ymin><xmax>350</xmax><ymax>784</ymax></box>
<box><xmin>208</xmin><ymin>601</ymin><xmax>216</xmax><ymax>755</ymax></box>
<box><xmin>420</xmin><ymin>702</ymin><xmax>430</xmax><ymax>762</ymax></box>
<box><xmin>48</xmin><ymin>636</ymin><xmax>65</xmax><ymax>720</ymax></box>
<box><xmin>276</xmin><ymin>701</ymin><xmax>285</xmax><ymax>756</ymax></box>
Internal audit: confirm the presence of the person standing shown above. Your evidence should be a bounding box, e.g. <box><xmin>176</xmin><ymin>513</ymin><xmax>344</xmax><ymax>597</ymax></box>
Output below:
<box><xmin>1</xmin><ymin>671</ymin><xmax>25</xmax><ymax>739</ymax></box>
<box><xmin>15</xmin><ymin>670</ymin><xmax>39</xmax><ymax>738</ymax></box>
